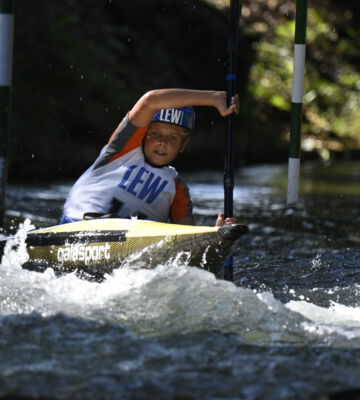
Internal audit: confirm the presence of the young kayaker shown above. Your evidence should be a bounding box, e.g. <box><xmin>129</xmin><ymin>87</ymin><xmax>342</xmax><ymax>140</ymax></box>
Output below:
<box><xmin>61</xmin><ymin>88</ymin><xmax>239</xmax><ymax>226</ymax></box>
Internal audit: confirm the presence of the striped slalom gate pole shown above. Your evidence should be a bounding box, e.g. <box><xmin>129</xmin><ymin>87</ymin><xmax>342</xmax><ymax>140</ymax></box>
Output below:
<box><xmin>0</xmin><ymin>0</ymin><xmax>14</xmax><ymax>227</ymax></box>
<box><xmin>287</xmin><ymin>0</ymin><xmax>307</xmax><ymax>204</ymax></box>
<box><xmin>223</xmin><ymin>0</ymin><xmax>242</xmax><ymax>282</ymax></box>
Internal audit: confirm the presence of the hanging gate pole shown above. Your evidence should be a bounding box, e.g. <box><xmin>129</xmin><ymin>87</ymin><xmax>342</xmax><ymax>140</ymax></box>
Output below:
<box><xmin>224</xmin><ymin>0</ymin><xmax>241</xmax><ymax>218</ymax></box>
<box><xmin>287</xmin><ymin>0</ymin><xmax>308</xmax><ymax>204</ymax></box>
<box><xmin>223</xmin><ymin>0</ymin><xmax>242</xmax><ymax>282</ymax></box>
<box><xmin>0</xmin><ymin>0</ymin><xmax>14</xmax><ymax>228</ymax></box>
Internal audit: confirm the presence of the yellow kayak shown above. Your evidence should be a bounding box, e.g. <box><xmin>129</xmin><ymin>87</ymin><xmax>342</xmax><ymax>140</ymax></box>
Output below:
<box><xmin>21</xmin><ymin>218</ymin><xmax>248</xmax><ymax>280</ymax></box>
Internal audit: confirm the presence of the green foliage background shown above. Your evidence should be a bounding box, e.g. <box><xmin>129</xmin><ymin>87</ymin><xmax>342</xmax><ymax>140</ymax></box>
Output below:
<box><xmin>9</xmin><ymin>0</ymin><xmax>360</xmax><ymax>180</ymax></box>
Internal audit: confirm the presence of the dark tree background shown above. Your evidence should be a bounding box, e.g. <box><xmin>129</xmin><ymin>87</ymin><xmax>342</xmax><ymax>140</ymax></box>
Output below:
<box><xmin>9</xmin><ymin>0</ymin><xmax>360</xmax><ymax>181</ymax></box>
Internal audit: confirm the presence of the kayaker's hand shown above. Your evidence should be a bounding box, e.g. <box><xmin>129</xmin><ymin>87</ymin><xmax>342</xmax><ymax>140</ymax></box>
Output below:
<box><xmin>215</xmin><ymin>213</ymin><xmax>237</xmax><ymax>227</ymax></box>
<box><xmin>213</xmin><ymin>92</ymin><xmax>240</xmax><ymax>117</ymax></box>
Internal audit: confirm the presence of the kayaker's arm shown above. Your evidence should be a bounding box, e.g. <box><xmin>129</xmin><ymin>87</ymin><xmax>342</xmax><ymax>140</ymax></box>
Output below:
<box><xmin>128</xmin><ymin>89</ymin><xmax>239</xmax><ymax>128</ymax></box>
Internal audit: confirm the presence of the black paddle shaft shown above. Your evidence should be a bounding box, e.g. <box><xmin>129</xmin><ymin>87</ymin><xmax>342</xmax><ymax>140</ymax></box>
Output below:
<box><xmin>224</xmin><ymin>0</ymin><xmax>242</xmax><ymax>218</ymax></box>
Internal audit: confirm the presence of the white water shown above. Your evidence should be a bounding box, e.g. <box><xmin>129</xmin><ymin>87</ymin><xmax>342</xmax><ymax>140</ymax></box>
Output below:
<box><xmin>2</xmin><ymin>164</ymin><xmax>360</xmax><ymax>399</ymax></box>
<box><xmin>1</xmin><ymin>220</ymin><xmax>360</xmax><ymax>349</ymax></box>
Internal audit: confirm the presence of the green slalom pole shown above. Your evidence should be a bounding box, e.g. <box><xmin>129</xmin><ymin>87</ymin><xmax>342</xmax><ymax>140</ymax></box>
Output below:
<box><xmin>0</xmin><ymin>0</ymin><xmax>14</xmax><ymax>227</ymax></box>
<box><xmin>287</xmin><ymin>0</ymin><xmax>307</xmax><ymax>204</ymax></box>
<box><xmin>223</xmin><ymin>0</ymin><xmax>242</xmax><ymax>282</ymax></box>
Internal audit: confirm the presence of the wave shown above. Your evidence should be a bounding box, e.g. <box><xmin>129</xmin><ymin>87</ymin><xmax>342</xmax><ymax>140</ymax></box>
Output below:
<box><xmin>1</xmin><ymin>220</ymin><xmax>360</xmax><ymax>348</ymax></box>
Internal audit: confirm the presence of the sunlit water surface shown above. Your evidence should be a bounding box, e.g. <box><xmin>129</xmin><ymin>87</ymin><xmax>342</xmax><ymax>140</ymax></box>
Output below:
<box><xmin>1</xmin><ymin>162</ymin><xmax>360</xmax><ymax>400</ymax></box>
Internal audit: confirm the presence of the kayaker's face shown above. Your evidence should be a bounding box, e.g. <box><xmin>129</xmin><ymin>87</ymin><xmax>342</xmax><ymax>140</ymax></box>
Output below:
<box><xmin>143</xmin><ymin>122</ymin><xmax>188</xmax><ymax>167</ymax></box>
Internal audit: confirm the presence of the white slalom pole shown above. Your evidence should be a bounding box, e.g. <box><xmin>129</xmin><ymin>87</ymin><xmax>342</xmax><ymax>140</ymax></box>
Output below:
<box><xmin>287</xmin><ymin>0</ymin><xmax>307</xmax><ymax>204</ymax></box>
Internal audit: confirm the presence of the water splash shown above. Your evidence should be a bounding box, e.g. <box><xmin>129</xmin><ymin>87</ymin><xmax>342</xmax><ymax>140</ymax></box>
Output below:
<box><xmin>287</xmin><ymin>300</ymin><xmax>360</xmax><ymax>343</ymax></box>
<box><xmin>1</xmin><ymin>219</ymin><xmax>35</xmax><ymax>270</ymax></box>
<box><xmin>1</xmin><ymin>222</ymin><xmax>360</xmax><ymax>348</ymax></box>
<box><xmin>0</xmin><ymin>226</ymin><xmax>303</xmax><ymax>343</ymax></box>
<box><xmin>311</xmin><ymin>253</ymin><xmax>322</xmax><ymax>270</ymax></box>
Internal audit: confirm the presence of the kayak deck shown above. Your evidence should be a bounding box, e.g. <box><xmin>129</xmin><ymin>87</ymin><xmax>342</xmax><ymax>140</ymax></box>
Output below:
<box><xmin>3</xmin><ymin>218</ymin><xmax>249</xmax><ymax>280</ymax></box>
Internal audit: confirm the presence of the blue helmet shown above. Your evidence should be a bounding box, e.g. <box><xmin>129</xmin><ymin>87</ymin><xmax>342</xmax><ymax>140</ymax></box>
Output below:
<box><xmin>152</xmin><ymin>106</ymin><xmax>195</xmax><ymax>132</ymax></box>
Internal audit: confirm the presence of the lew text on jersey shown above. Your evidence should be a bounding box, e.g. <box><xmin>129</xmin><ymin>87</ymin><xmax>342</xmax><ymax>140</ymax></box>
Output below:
<box><xmin>118</xmin><ymin>165</ymin><xmax>169</xmax><ymax>204</ymax></box>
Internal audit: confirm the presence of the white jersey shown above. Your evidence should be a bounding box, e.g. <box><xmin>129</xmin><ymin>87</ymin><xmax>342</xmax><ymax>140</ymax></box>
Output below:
<box><xmin>63</xmin><ymin>117</ymin><xmax>192</xmax><ymax>223</ymax></box>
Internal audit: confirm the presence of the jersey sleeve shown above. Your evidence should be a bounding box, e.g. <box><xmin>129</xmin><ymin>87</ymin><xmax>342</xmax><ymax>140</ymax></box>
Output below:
<box><xmin>93</xmin><ymin>114</ymin><xmax>148</xmax><ymax>169</ymax></box>
<box><xmin>170</xmin><ymin>177</ymin><xmax>193</xmax><ymax>222</ymax></box>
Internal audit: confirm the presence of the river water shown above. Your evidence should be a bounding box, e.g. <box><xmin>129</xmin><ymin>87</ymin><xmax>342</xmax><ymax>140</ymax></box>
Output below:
<box><xmin>1</xmin><ymin>161</ymin><xmax>360</xmax><ymax>400</ymax></box>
